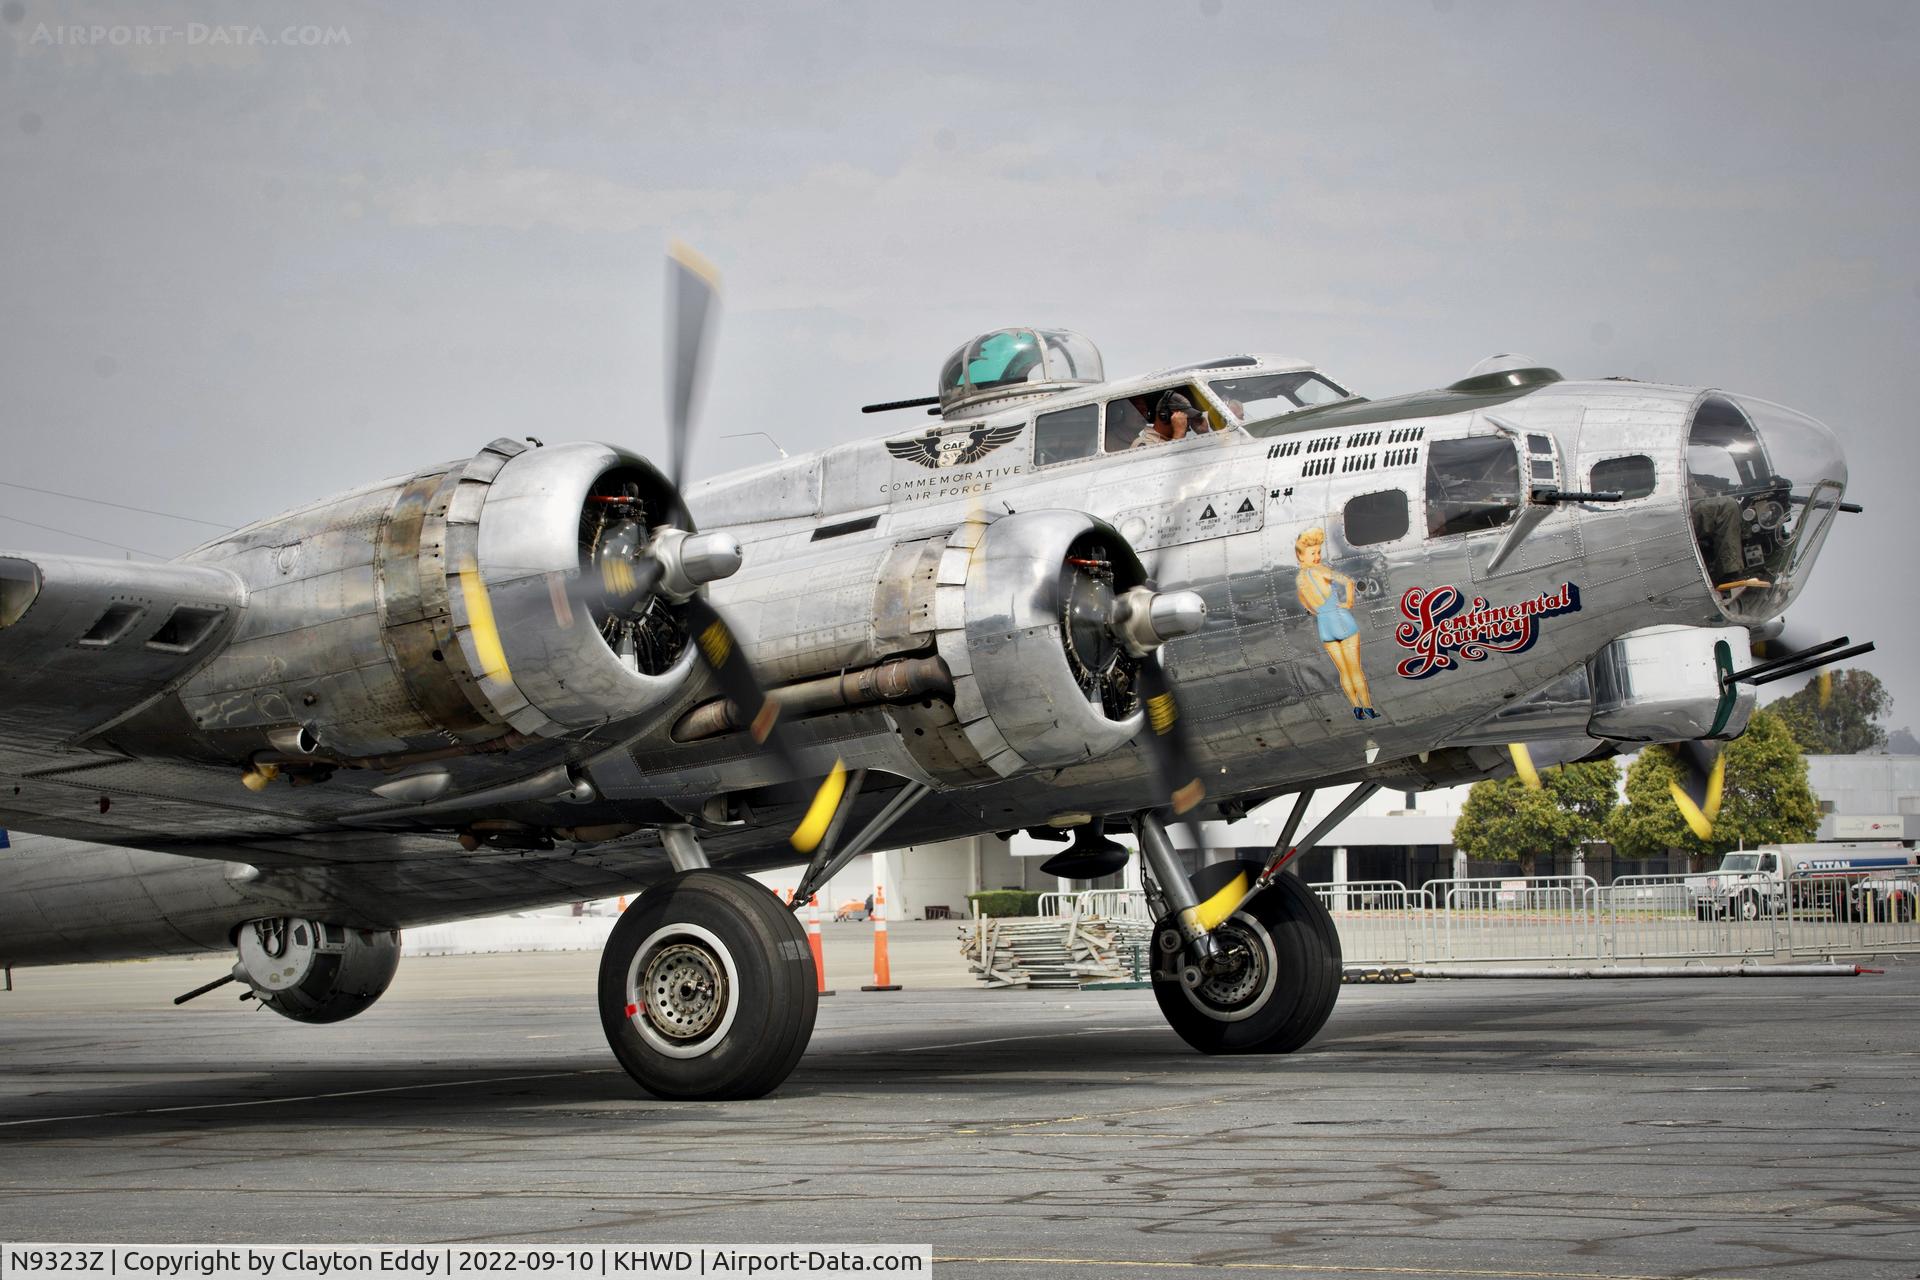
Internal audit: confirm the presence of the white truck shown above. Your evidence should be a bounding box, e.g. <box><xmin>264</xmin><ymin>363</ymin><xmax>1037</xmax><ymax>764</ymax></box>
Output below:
<box><xmin>1686</xmin><ymin>842</ymin><xmax>1919</xmax><ymax>922</ymax></box>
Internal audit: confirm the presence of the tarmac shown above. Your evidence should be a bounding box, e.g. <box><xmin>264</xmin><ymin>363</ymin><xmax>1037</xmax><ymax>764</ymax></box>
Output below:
<box><xmin>1</xmin><ymin>941</ymin><xmax>1917</xmax><ymax>1280</ymax></box>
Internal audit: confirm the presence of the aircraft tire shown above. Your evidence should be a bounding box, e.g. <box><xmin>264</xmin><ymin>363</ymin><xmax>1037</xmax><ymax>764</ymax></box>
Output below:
<box><xmin>598</xmin><ymin>870</ymin><xmax>818</xmax><ymax>1100</ymax></box>
<box><xmin>1152</xmin><ymin>867</ymin><xmax>1341</xmax><ymax>1055</ymax></box>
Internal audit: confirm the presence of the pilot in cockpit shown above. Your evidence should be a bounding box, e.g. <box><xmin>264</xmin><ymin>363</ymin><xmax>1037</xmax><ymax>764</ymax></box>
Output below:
<box><xmin>1131</xmin><ymin>391</ymin><xmax>1200</xmax><ymax>449</ymax></box>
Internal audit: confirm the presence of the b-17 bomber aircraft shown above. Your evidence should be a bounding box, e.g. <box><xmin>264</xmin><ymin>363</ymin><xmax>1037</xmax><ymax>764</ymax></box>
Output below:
<box><xmin>0</xmin><ymin>249</ymin><xmax>1870</xmax><ymax>1099</ymax></box>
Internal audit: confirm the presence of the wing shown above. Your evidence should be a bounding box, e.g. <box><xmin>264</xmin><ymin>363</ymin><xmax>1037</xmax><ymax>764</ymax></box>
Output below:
<box><xmin>0</xmin><ymin>551</ymin><xmax>245</xmax><ymax>750</ymax></box>
<box><xmin>885</xmin><ymin>436</ymin><xmax>941</xmax><ymax>468</ymax></box>
<box><xmin>954</xmin><ymin>423</ymin><xmax>1026</xmax><ymax>466</ymax></box>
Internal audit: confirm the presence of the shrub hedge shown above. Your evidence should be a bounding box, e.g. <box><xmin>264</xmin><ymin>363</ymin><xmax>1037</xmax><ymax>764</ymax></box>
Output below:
<box><xmin>965</xmin><ymin>890</ymin><xmax>1046</xmax><ymax>918</ymax></box>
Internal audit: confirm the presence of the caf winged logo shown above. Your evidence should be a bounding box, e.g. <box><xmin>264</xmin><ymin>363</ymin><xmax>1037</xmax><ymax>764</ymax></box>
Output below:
<box><xmin>885</xmin><ymin>423</ymin><xmax>1026</xmax><ymax>470</ymax></box>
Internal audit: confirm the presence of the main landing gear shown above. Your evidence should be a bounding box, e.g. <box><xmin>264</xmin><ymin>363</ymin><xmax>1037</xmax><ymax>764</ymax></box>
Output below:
<box><xmin>598</xmin><ymin>827</ymin><xmax>818</xmax><ymax>1100</ymax></box>
<box><xmin>1133</xmin><ymin>811</ymin><xmax>1343</xmax><ymax>1055</ymax></box>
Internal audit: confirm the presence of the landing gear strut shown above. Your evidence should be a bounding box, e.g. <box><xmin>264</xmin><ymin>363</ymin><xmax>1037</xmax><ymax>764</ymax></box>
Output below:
<box><xmin>598</xmin><ymin>844</ymin><xmax>818</xmax><ymax>1099</ymax></box>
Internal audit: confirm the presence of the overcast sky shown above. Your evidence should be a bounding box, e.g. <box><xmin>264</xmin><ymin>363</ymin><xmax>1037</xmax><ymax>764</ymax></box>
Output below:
<box><xmin>3</xmin><ymin>1</ymin><xmax>1917</xmax><ymax>726</ymax></box>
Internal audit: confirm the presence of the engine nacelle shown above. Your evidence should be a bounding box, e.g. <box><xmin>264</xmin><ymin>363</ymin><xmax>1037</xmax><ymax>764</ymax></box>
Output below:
<box><xmin>154</xmin><ymin>437</ymin><xmax>697</xmax><ymax>764</ymax></box>
<box><xmin>233</xmin><ymin>917</ymin><xmax>401</xmax><ymax>1024</ymax></box>
<box><xmin>934</xmin><ymin>510</ymin><xmax>1163</xmax><ymax>777</ymax></box>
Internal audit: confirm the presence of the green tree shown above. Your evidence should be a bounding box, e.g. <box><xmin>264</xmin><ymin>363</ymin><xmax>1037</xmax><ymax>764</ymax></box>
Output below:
<box><xmin>1769</xmin><ymin>668</ymin><xmax>1891</xmax><ymax>754</ymax></box>
<box><xmin>1454</xmin><ymin>758</ymin><xmax>1619</xmax><ymax>877</ymax></box>
<box><xmin>1607</xmin><ymin>708</ymin><xmax>1820</xmax><ymax>867</ymax></box>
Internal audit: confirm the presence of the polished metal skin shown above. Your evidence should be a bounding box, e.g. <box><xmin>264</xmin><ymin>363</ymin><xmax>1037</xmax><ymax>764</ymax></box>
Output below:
<box><xmin>0</xmin><ymin>350</ymin><xmax>1853</xmax><ymax>969</ymax></box>
<box><xmin>1588</xmin><ymin>624</ymin><xmax>1755</xmax><ymax>741</ymax></box>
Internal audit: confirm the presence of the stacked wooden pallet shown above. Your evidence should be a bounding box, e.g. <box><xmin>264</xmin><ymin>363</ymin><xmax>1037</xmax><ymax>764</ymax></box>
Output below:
<box><xmin>962</xmin><ymin>912</ymin><xmax>1155</xmax><ymax>988</ymax></box>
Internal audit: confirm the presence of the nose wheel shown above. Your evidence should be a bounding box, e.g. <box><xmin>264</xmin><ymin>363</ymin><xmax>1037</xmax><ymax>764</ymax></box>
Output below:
<box><xmin>1151</xmin><ymin>863</ymin><xmax>1342</xmax><ymax>1054</ymax></box>
<box><xmin>598</xmin><ymin>870</ymin><xmax>818</xmax><ymax>1099</ymax></box>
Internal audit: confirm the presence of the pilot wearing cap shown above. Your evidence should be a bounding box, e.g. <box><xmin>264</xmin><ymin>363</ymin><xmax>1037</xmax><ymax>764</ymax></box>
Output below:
<box><xmin>1131</xmin><ymin>390</ymin><xmax>1200</xmax><ymax>448</ymax></box>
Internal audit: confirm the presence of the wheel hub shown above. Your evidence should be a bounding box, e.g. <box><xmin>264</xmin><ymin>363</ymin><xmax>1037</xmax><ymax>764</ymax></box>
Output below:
<box><xmin>1190</xmin><ymin>922</ymin><xmax>1269</xmax><ymax>1011</ymax></box>
<box><xmin>641</xmin><ymin>941</ymin><xmax>728</xmax><ymax>1041</ymax></box>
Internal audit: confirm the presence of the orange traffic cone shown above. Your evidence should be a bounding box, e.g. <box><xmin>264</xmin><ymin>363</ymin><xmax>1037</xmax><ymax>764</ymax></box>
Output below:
<box><xmin>861</xmin><ymin>883</ymin><xmax>902</xmax><ymax>992</ymax></box>
<box><xmin>807</xmin><ymin>893</ymin><xmax>833</xmax><ymax>996</ymax></box>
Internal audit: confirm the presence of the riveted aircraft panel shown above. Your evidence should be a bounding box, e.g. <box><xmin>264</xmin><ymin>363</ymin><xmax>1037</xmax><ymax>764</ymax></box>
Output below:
<box><xmin>1111</xmin><ymin>485</ymin><xmax>1265</xmax><ymax>552</ymax></box>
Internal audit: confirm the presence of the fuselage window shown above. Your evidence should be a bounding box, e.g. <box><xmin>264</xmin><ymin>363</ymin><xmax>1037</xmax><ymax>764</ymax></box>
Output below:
<box><xmin>1591</xmin><ymin>454</ymin><xmax>1656</xmax><ymax>500</ymax></box>
<box><xmin>1426</xmin><ymin>436</ymin><xmax>1520</xmax><ymax>537</ymax></box>
<box><xmin>1344</xmin><ymin>489</ymin><xmax>1409</xmax><ymax>546</ymax></box>
<box><xmin>1034</xmin><ymin>404</ymin><xmax>1100</xmax><ymax>466</ymax></box>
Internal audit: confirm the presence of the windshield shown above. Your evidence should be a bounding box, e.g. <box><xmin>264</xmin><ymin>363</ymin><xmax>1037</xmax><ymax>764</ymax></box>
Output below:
<box><xmin>1209</xmin><ymin>371</ymin><xmax>1352</xmax><ymax>425</ymax></box>
<box><xmin>1717</xmin><ymin>853</ymin><xmax>1760</xmax><ymax>873</ymax></box>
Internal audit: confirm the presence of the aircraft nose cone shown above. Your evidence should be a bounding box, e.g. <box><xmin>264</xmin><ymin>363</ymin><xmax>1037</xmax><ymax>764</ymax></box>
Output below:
<box><xmin>1686</xmin><ymin>392</ymin><xmax>1849</xmax><ymax>623</ymax></box>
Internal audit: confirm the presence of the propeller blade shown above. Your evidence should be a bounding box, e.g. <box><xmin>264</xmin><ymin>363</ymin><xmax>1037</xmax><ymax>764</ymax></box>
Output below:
<box><xmin>789</xmin><ymin>759</ymin><xmax>849</xmax><ymax>855</ymax></box>
<box><xmin>665</xmin><ymin>241</ymin><xmax>721</xmax><ymax>497</ymax></box>
<box><xmin>1508</xmin><ymin>743</ymin><xmax>1543</xmax><ymax>790</ymax></box>
<box><xmin>678</xmin><ymin>591</ymin><xmax>853</xmax><ymax>849</ymax></box>
<box><xmin>1668</xmin><ymin>740</ymin><xmax>1726</xmax><ymax>841</ymax></box>
<box><xmin>680</xmin><ymin>593</ymin><xmax>784</xmax><ymax>752</ymax></box>
<box><xmin>1137</xmin><ymin>652</ymin><xmax>1205</xmax><ymax>817</ymax></box>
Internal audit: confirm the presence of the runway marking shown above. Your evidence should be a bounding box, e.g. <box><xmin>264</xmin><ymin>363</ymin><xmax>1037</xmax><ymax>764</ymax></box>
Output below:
<box><xmin>848</xmin><ymin>1025</ymin><xmax>1163</xmax><ymax>1055</ymax></box>
<box><xmin>0</xmin><ymin>1069</ymin><xmax>617</xmax><ymax>1129</ymax></box>
<box><xmin>934</xmin><ymin>1257</ymin><xmax>1758</xmax><ymax>1280</ymax></box>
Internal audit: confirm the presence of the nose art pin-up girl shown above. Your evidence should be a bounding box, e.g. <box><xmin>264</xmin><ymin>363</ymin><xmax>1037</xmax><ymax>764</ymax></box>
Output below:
<box><xmin>1294</xmin><ymin>526</ymin><xmax>1376</xmax><ymax>720</ymax></box>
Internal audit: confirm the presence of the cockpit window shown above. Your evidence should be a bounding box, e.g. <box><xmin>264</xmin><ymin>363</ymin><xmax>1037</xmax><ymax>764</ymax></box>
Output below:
<box><xmin>1426</xmin><ymin>436</ymin><xmax>1520</xmax><ymax>537</ymax></box>
<box><xmin>1104</xmin><ymin>384</ymin><xmax>1220</xmax><ymax>452</ymax></box>
<box><xmin>1209</xmin><ymin>371</ymin><xmax>1352</xmax><ymax>426</ymax></box>
<box><xmin>1034</xmin><ymin>403</ymin><xmax>1100</xmax><ymax>466</ymax></box>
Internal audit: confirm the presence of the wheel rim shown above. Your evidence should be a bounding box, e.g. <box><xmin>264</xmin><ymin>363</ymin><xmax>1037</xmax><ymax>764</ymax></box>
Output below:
<box><xmin>625</xmin><ymin>923</ymin><xmax>742</xmax><ymax>1059</ymax></box>
<box><xmin>1179</xmin><ymin>915</ymin><xmax>1280</xmax><ymax>1023</ymax></box>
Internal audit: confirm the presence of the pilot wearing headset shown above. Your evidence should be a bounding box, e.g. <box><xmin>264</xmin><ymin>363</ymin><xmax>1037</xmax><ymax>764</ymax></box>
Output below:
<box><xmin>1131</xmin><ymin>391</ymin><xmax>1202</xmax><ymax>448</ymax></box>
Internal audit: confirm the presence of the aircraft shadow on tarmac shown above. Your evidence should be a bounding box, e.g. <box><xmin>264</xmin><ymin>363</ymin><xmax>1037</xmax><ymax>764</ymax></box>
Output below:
<box><xmin>0</xmin><ymin>989</ymin><xmax>1743</xmax><ymax>1135</ymax></box>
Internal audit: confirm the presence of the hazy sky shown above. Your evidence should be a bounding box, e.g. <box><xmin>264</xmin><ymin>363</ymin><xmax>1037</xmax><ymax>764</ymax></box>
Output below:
<box><xmin>4</xmin><ymin>1</ymin><xmax>1917</xmax><ymax>724</ymax></box>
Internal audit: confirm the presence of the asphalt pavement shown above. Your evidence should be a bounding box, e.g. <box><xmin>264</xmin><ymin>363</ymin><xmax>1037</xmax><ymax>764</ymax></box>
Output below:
<box><xmin>1</xmin><ymin>952</ymin><xmax>1916</xmax><ymax>1280</ymax></box>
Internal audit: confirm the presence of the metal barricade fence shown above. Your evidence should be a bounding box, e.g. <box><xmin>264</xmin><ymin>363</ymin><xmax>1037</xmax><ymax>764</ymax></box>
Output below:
<box><xmin>1312</xmin><ymin>881</ymin><xmax>1431</xmax><ymax>965</ymax></box>
<box><xmin>1601</xmin><ymin>873</ymin><xmax>1780</xmax><ymax>960</ymax></box>
<box><xmin>1784</xmin><ymin>867</ymin><xmax>1920</xmax><ymax>958</ymax></box>
<box><xmin>1019</xmin><ymin>867</ymin><xmax>1919</xmax><ymax>972</ymax></box>
<box><xmin>1418</xmin><ymin>876</ymin><xmax>1603</xmax><ymax>962</ymax></box>
<box><xmin>1082</xmin><ymin>889</ymin><xmax>1152</xmax><ymax>921</ymax></box>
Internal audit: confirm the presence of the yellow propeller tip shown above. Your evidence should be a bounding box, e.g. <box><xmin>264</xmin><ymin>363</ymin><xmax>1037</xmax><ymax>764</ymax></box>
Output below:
<box><xmin>1509</xmin><ymin>743</ymin><xmax>1542</xmax><ymax>790</ymax></box>
<box><xmin>788</xmin><ymin>759</ymin><xmax>848</xmax><ymax>854</ymax></box>
<box><xmin>668</xmin><ymin>240</ymin><xmax>722</xmax><ymax>289</ymax></box>
<box><xmin>1171</xmin><ymin>779</ymin><xmax>1206</xmax><ymax>814</ymax></box>
<box><xmin>1669</xmin><ymin>779</ymin><xmax>1715</xmax><ymax>842</ymax></box>
<box><xmin>750</xmin><ymin>700</ymin><xmax>780</xmax><ymax>745</ymax></box>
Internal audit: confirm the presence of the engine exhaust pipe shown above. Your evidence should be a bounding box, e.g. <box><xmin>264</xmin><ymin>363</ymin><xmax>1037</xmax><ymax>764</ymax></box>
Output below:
<box><xmin>673</xmin><ymin>654</ymin><xmax>953</xmax><ymax>743</ymax></box>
